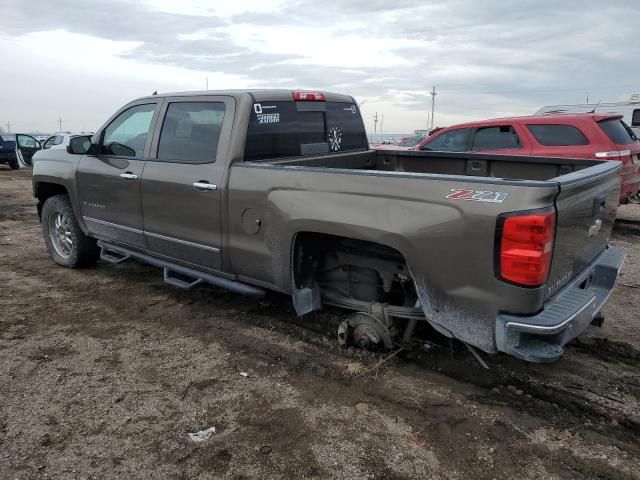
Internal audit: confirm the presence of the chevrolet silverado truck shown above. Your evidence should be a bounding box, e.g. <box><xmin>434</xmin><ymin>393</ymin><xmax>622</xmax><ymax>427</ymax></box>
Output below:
<box><xmin>30</xmin><ymin>90</ymin><xmax>625</xmax><ymax>363</ymax></box>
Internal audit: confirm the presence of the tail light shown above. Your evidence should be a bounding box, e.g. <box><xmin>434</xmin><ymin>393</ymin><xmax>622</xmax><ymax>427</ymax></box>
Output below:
<box><xmin>595</xmin><ymin>149</ymin><xmax>631</xmax><ymax>161</ymax></box>
<box><xmin>497</xmin><ymin>208</ymin><xmax>556</xmax><ymax>287</ymax></box>
<box><xmin>293</xmin><ymin>91</ymin><xmax>326</xmax><ymax>102</ymax></box>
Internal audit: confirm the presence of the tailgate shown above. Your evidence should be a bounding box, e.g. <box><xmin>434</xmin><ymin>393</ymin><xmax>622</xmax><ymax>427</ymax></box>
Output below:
<box><xmin>546</xmin><ymin>161</ymin><xmax>621</xmax><ymax>298</ymax></box>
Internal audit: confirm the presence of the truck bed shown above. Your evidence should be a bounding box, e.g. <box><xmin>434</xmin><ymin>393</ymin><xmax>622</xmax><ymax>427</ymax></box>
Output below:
<box><xmin>255</xmin><ymin>149</ymin><xmax>601</xmax><ymax>182</ymax></box>
<box><xmin>233</xmin><ymin>150</ymin><xmax>621</xmax><ymax>359</ymax></box>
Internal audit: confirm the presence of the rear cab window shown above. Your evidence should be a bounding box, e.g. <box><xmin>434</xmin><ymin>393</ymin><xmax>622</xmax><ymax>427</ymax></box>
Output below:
<box><xmin>598</xmin><ymin>118</ymin><xmax>637</xmax><ymax>145</ymax></box>
<box><xmin>244</xmin><ymin>97</ymin><xmax>367</xmax><ymax>161</ymax></box>
<box><xmin>527</xmin><ymin>124</ymin><xmax>589</xmax><ymax>146</ymax></box>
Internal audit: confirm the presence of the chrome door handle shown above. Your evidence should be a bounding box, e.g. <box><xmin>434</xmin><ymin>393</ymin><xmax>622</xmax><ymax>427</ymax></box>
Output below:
<box><xmin>193</xmin><ymin>181</ymin><xmax>217</xmax><ymax>191</ymax></box>
<box><xmin>120</xmin><ymin>172</ymin><xmax>138</xmax><ymax>180</ymax></box>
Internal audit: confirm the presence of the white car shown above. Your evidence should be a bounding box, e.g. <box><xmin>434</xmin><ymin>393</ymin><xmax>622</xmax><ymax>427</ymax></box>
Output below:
<box><xmin>42</xmin><ymin>132</ymin><xmax>93</xmax><ymax>150</ymax></box>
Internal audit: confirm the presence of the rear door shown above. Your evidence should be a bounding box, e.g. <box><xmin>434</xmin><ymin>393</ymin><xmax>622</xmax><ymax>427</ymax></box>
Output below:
<box><xmin>469</xmin><ymin>124</ymin><xmax>532</xmax><ymax>155</ymax></box>
<box><xmin>140</xmin><ymin>95</ymin><xmax>234</xmax><ymax>271</ymax></box>
<box><xmin>77</xmin><ymin>100</ymin><xmax>161</xmax><ymax>248</ymax></box>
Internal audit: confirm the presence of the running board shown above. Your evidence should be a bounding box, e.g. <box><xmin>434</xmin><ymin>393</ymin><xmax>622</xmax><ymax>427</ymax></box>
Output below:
<box><xmin>100</xmin><ymin>247</ymin><xmax>131</xmax><ymax>264</ymax></box>
<box><xmin>97</xmin><ymin>241</ymin><xmax>265</xmax><ymax>297</ymax></box>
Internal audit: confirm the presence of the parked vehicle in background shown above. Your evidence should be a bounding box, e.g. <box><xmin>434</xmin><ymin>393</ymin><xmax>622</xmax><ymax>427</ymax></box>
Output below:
<box><xmin>0</xmin><ymin>133</ymin><xmax>19</xmax><ymax>169</ymax></box>
<box><xmin>29</xmin><ymin>90</ymin><xmax>624</xmax><ymax>363</ymax></box>
<box><xmin>0</xmin><ymin>133</ymin><xmax>41</xmax><ymax>168</ymax></box>
<box><xmin>41</xmin><ymin>132</ymin><xmax>94</xmax><ymax>151</ymax></box>
<box><xmin>30</xmin><ymin>134</ymin><xmax>51</xmax><ymax>143</ymax></box>
<box><xmin>537</xmin><ymin>94</ymin><xmax>640</xmax><ymax>134</ymax></box>
<box><xmin>373</xmin><ymin>135</ymin><xmax>423</xmax><ymax>150</ymax></box>
<box><xmin>412</xmin><ymin>114</ymin><xmax>640</xmax><ymax>203</ymax></box>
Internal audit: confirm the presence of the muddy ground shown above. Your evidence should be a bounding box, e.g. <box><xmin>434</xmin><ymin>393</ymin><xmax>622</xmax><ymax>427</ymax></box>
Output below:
<box><xmin>1</xmin><ymin>167</ymin><xmax>640</xmax><ymax>479</ymax></box>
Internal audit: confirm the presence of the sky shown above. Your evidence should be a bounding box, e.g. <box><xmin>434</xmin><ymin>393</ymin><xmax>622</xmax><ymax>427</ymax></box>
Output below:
<box><xmin>1</xmin><ymin>0</ymin><xmax>639</xmax><ymax>135</ymax></box>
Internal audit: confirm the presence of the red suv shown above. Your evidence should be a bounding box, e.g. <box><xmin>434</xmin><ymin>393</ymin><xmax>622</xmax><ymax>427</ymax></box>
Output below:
<box><xmin>413</xmin><ymin>114</ymin><xmax>640</xmax><ymax>203</ymax></box>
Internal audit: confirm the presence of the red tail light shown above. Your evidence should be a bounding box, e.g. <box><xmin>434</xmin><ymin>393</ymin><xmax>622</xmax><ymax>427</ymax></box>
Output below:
<box><xmin>293</xmin><ymin>91</ymin><xmax>326</xmax><ymax>102</ymax></box>
<box><xmin>497</xmin><ymin>208</ymin><xmax>556</xmax><ymax>287</ymax></box>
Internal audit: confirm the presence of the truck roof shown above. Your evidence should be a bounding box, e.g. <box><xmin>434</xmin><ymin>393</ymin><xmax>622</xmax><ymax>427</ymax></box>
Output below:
<box><xmin>133</xmin><ymin>89</ymin><xmax>356</xmax><ymax>103</ymax></box>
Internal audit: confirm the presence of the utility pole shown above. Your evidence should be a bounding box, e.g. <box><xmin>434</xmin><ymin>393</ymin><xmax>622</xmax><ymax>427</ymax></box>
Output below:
<box><xmin>57</xmin><ymin>117</ymin><xmax>63</xmax><ymax>132</ymax></box>
<box><xmin>430</xmin><ymin>86</ymin><xmax>437</xmax><ymax>131</ymax></box>
<box><xmin>380</xmin><ymin>114</ymin><xmax>384</xmax><ymax>137</ymax></box>
<box><xmin>6</xmin><ymin>121</ymin><xmax>10</xmax><ymax>133</ymax></box>
<box><xmin>373</xmin><ymin>112</ymin><xmax>378</xmax><ymax>138</ymax></box>
<box><xmin>206</xmin><ymin>77</ymin><xmax>209</xmax><ymax>91</ymax></box>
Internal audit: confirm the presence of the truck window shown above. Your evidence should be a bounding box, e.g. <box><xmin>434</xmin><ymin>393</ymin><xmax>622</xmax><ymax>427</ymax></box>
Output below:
<box><xmin>471</xmin><ymin>126</ymin><xmax>521</xmax><ymax>151</ymax></box>
<box><xmin>527</xmin><ymin>124</ymin><xmax>589</xmax><ymax>146</ymax></box>
<box><xmin>102</xmin><ymin>104</ymin><xmax>156</xmax><ymax>158</ymax></box>
<box><xmin>632</xmin><ymin>109</ymin><xmax>640</xmax><ymax>127</ymax></box>
<box><xmin>244</xmin><ymin>101</ymin><xmax>367</xmax><ymax>161</ymax></box>
<box><xmin>156</xmin><ymin>102</ymin><xmax>226</xmax><ymax>163</ymax></box>
<box><xmin>598</xmin><ymin>118</ymin><xmax>636</xmax><ymax>145</ymax></box>
<box><xmin>421</xmin><ymin>128</ymin><xmax>471</xmax><ymax>152</ymax></box>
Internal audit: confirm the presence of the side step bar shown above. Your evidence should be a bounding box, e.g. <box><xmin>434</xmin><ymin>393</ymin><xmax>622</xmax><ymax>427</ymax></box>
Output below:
<box><xmin>97</xmin><ymin>241</ymin><xmax>265</xmax><ymax>298</ymax></box>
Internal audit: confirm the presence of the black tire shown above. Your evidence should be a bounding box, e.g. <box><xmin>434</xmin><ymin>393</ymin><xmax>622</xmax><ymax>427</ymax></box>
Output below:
<box><xmin>8</xmin><ymin>154</ymin><xmax>19</xmax><ymax>170</ymax></box>
<box><xmin>41</xmin><ymin>195</ymin><xmax>100</xmax><ymax>268</ymax></box>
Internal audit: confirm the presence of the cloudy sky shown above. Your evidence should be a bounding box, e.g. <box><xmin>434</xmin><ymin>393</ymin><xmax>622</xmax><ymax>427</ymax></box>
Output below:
<box><xmin>1</xmin><ymin>0</ymin><xmax>639</xmax><ymax>134</ymax></box>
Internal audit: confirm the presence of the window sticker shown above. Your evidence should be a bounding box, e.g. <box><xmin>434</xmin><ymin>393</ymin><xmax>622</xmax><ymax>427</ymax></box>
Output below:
<box><xmin>328</xmin><ymin>126</ymin><xmax>343</xmax><ymax>151</ymax></box>
<box><xmin>253</xmin><ymin>103</ymin><xmax>280</xmax><ymax>125</ymax></box>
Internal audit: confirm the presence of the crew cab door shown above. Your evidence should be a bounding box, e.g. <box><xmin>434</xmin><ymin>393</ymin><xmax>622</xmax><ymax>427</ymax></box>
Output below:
<box><xmin>140</xmin><ymin>95</ymin><xmax>234</xmax><ymax>271</ymax></box>
<box><xmin>77</xmin><ymin>101</ymin><xmax>161</xmax><ymax>248</ymax></box>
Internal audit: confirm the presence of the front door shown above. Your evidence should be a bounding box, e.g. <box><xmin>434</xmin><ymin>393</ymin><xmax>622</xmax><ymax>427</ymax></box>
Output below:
<box><xmin>140</xmin><ymin>95</ymin><xmax>234</xmax><ymax>271</ymax></box>
<box><xmin>77</xmin><ymin>101</ymin><xmax>161</xmax><ymax>248</ymax></box>
<box><xmin>15</xmin><ymin>134</ymin><xmax>41</xmax><ymax>166</ymax></box>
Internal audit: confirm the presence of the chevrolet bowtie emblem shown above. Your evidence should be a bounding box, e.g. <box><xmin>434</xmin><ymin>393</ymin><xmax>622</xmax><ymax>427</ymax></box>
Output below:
<box><xmin>588</xmin><ymin>219</ymin><xmax>602</xmax><ymax>237</ymax></box>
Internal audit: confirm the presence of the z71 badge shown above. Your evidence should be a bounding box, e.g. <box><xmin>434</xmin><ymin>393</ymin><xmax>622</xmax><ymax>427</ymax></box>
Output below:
<box><xmin>445</xmin><ymin>188</ymin><xmax>509</xmax><ymax>204</ymax></box>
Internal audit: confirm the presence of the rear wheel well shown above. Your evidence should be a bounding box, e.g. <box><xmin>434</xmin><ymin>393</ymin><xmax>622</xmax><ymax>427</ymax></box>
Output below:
<box><xmin>292</xmin><ymin>232</ymin><xmax>416</xmax><ymax>308</ymax></box>
<box><xmin>35</xmin><ymin>183</ymin><xmax>69</xmax><ymax>218</ymax></box>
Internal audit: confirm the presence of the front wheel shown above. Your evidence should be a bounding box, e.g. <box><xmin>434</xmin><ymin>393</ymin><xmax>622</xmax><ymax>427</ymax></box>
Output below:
<box><xmin>41</xmin><ymin>195</ymin><xmax>100</xmax><ymax>268</ymax></box>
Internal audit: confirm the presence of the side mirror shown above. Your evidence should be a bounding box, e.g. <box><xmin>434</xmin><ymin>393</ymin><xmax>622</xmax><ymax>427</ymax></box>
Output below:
<box><xmin>67</xmin><ymin>136</ymin><xmax>93</xmax><ymax>155</ymax></box>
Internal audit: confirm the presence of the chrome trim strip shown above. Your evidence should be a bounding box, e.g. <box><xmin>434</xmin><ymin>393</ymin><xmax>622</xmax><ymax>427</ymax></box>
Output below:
<box><xmin>83</xmin><ymin>217</ymin><xmax>221</xmax><ymax>253</ymax></box>
<box><xmin>145</xmin><ymin>231</ymin><xmax>221</xmax><ymax>253</ymax></box>
<box><xmin>83</xmin><ymin>216</ymin><xmax>143</xmax><ymax>235</ymax></box>
<box><xmin>505</xmin><ymin>296</ymin><xmax>596</xmax><ymax>334</ymax></box>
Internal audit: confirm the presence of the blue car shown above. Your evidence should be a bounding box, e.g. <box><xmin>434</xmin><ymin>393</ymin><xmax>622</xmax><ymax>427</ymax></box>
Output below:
<box><xmin>0</xmin><ymin>134</ymin><xmax>18</xmax><ymax>169</ymax></box>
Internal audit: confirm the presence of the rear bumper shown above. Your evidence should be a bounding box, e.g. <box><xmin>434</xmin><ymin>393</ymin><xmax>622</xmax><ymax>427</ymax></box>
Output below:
<box><xmin>495</xmin><ymin>245</ymin><xmax>625</xmax><ymax>363</ymax></box>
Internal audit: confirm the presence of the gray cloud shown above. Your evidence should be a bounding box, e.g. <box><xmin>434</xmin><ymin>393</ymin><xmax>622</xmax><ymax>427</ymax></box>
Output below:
<box><xmin>2</xmin><ymin>0</ymin><xmax>639</xmax><ymax>131</ymax></box>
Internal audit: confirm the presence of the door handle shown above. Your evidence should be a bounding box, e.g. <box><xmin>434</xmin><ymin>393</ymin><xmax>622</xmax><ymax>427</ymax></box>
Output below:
<box><xmin>193</xmin><ymin>181</ymin><xmax>217</xmax><ymax>191</ymax></box>
<box><xmin>120</xmin><ymin>172</ymin><xmax>138</xmax><ymax>180</ymax></box>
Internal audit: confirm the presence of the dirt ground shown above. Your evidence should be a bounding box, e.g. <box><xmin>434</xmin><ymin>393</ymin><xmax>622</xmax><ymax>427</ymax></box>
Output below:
<box><xmin>1</xmin><ymin>167</ymin><xmax>640</xmax><ymax>480</ymax></box>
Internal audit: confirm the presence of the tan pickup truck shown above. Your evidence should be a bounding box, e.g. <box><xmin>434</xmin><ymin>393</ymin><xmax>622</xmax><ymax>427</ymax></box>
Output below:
<box><xmin>30</xmin><ymin>90</ymin><xmax>624</xmax><ymax>363</ymax></box>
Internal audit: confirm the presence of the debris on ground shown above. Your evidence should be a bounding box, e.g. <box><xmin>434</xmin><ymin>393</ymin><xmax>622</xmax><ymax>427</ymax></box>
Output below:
<box><xmin>188</xmin><ymin>427</ymin><xmax>216</xmax><ymax>443</ymax></box>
